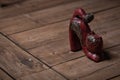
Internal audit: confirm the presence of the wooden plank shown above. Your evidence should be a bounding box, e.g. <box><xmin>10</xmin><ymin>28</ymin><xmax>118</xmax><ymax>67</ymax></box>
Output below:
<box><xmin>53</xmin><ymin>46</ymin><xmax>120</xmax><ymax>80</ymax></box>
<box><xmin>0</xmin><ymin>0</ymin><xmax>120</xmax><ymax>35</ymax></box>
<box><xmin>9</xmin><ymin>7</ymin><xmax>120</xmax><ymax>66</ymax></box>
<box><xmin>79</xmin><ymin>61</ymin><xmax>120</xmax><ymax>80</ymax></box>
<box><xmin>0</xmin><ymin>0</ymin><xmax>76</xmax><ymax>19</ymax></box>
<box><xmin>10</xmin><ymin>20</ymin><xmax>84</xmax><ymax>66</ymax></box>
<box><xmin>9</xmin><ymin>7</ymin><xmax>120</xmax><ymax>49</ymax></box>
<box><xmin>29</xmin><ymin>0</ymin><xmax>120</xmax><ymax>25</ymax></box>
<box><xmin>16</xmin><ymin>0</ymin><xmax>77</xmax><ymax>13</ymax></box>
<box><xmin>0</xmin><ymin>3</ymin><xmax>18</xmax><ymax>18</ymax></box>
<box><xmin>18</xmin><ymin>69</ymin><xmax>66</xmax><ymax>80</ymax></box>
<box><xmin>28</xmin><ymin>32</ymin><xmax>83</xmax><ymax>66</ymax></box>
<box><xmin>9</xmin><ymin>20</ymin><xmax>69</xmax><ymax>49</ymax></box>
<box><xmin>0</xmin><ymin>33</ymin><xmax>48</xmax><ymax>79</ymax></box>
<box><xmin>110</xmin><ymin>76</ymin><xmax>120</xmax><ymax>80</ymax></box>
<box><xmin>0</xmin><ymin>0</ymin><xmax>20</xmax><ymax>4</ymax></box>
<box><xmin>0</xmin><ymin>69</ymin><xmax>13</xmax><ymax>80</ymax></box>
<box><xmin>0</xmin><ymin>15</ymin><xmax>38</xmax><ymax>35</ymax></box>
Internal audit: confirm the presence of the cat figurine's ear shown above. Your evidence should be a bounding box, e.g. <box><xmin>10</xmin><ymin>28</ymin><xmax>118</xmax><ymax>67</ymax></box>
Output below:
<box><xmin>84</xmin><ymin>13</ymin><xmax>94</xmax><ymax>23</ymax></box>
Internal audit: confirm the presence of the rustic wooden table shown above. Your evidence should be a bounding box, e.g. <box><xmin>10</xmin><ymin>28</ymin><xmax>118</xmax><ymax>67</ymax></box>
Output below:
<box><xmin>0</xmin><ymin>0</ymin><xmax>120</xmax><ymax>80</ymax></box>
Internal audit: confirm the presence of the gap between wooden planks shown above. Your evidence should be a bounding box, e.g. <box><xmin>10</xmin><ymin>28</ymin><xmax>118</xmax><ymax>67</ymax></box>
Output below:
<box><xmin>8</xmin><ymin>7</ymin><xmax>120</xmax><ymax>66</ymax></box>
<box><xmin>18</xmin><ymin>69</ymin><xmax>67</xmax><ymax>80</ymax></box>
<box><xmin>80</xmin><ymin>57</ymin><xmax>120</xmax><ymax>80</ymax></box>
<box><xmin>9</xmin><ymin>6</ymin><xmax>120</xmax><ymax>49</ymax></box>
<box><xmin>0</xmin><ymin>0</ymin><xmax>77</xmax><ymax>19</ymax></box>
<box><xmin>0</xmin><ymin>0</ymin><xmax>119</xmax><ymax>79</ymax></box>
<box><xmin>53</xmin><ymin>46</ymin><xmax>120</xmax><ymax>80</ymax></box>
<box><xmin>110</xmin><ymin>76</ymin><xmax>120</xmax><ymax>80</ymax></box>
<box><xmin>0</xmin><ymin>33</ymin><xmax>48</xmax><ymax>79</ymax></box>
<box><xmin>17</xmin><ymin>45</ymin><xmax>120</xmax><ymax>80</ymax></box>
<box><xmin>0</xmin><ymin>33</ymin><xmax>69</xmax><ymax>80</ymax></box>
<box><xmin>0</xmin><ymin>0</ymin><xmax>120</xmax><ymax>35</ymax></box>
<box><xmin>0</xmin><ymin>68</ymin><xmax>13</xmax><ymax>80</ymax></box>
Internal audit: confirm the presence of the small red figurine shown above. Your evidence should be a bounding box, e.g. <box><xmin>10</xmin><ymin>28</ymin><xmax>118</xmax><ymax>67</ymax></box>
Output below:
<box><xmin>69</xmin><ymin>8</ymin><xmax>105</xmax><ymax>62</ymax></box>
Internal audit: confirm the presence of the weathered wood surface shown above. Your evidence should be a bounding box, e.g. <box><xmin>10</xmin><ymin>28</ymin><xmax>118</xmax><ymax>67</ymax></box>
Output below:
<box><xmin>0</xmin><ymin>69</ymin><xmax>13</xmax><ymax>80</ymax></box>
<box><xmin>28</xmin><ymin>0</ymin><xmax>120</xmax><ymax>24</ymax></box>
<box><xmin>0</xmin><ymin>33</ymin><xmax>48</xmax><ymax>79</ymax></box>
<box><xmin>0</xmin><ymin>33</ymin><xmax>66</xmax><ymax>80</ymax></box>
<box><xmin>18</xmin><ymin>69</ymin><xmax>67</xmax><ymax>80</ymax></box>
<box><xmin>0</xmin><ymin>0</ymin><xmax>76</xmax><ymax>19</ymax></box>
<box><xmin>9</xmin><ymin>7</ymin><xmax>120</xmax><ymax>49</ymax></box>
<box><xmin>80</xmin><ymin>46</ymin><xmax>120</xmax><ymax>80</ymax></box>
<box><xmin>0</xmin><ymin>15</ymin><xmax>37</xmax><ymax>35</ymax></box>
<box><xmin>0</xmin><ymin>0</ymin><xmax>120</xmax><ymax>80</ymax></box>
<box><xmin>9</xmin><ymin>7</ymin><xmax>120</xmax><ymax>66</ymax></box>
<box><xmin>80</xmin><ymin>61</ymin><xmax>120</xmax><ymax>80</ymax></box>
<box><xmin>110</xmin><ymin>76</ymin><xmax>120</xmax><ymax>80</ymax></box>
<box><xmin>53</xmin><ymin>46</ymin><xmax>120</xmax><ymax>80</ymax></box>
<box><xmin>0</xmin><ymin>0</ymin><xmax>120</xmax><ymax>35</ymax></box>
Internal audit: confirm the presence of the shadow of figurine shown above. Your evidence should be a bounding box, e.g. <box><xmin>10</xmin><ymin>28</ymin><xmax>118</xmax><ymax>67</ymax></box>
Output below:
<box><xmin>102</xmin><ymin>50</ymin><xmax>111</xmax><ymax>60</ymax></box>
<box><xmin>0</xmin><ymin>0</ymin><xmax>25</xmax><ymax>7</ymax></box>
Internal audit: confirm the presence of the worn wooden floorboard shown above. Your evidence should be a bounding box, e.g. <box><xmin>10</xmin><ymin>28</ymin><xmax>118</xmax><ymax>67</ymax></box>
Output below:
<box><xmin>16</xmin><ymin>45</ymin><xmax>120</xmax><ymax>80</ymax></box>
<box><xmin>110</xmin><ymin>76</ymin><xmax>120</xmax><ymax>80</ymax></box>
<box><xmin>0</xmin><ymin>0</ymin><xmax>120</xmax><ymax>80</ymax></box>
<box><xmin>0</xmin><ymin>33</ymin><xmax>48</xmax><ymax>79</ymax></box>
<box><xmin>0</xmin><ymin>15</ymin><xmax>38</xmax><ymax>36</ymax></box>
<box><xmin>80</xmin><ymin>55</ymin><xmax>120</xmax><ymax>80</ymax></box>
<box><xmin>8</xmin><ymin>7</ymin><xmax>120</xmax><ymax>66</ymax></box>
<box><xmin>26</xmin><ymin>28</ymin><xmax>119</xmax><ymax>66</ymax></box>
<box><xmin>0</xmin><ymin>69</ymin><xmax>13</xmax><ymax>80</ymax></box>
<box><xmin>53</xmin><ymin>46</ymin><xmax>120</xmax><ymax>80</ymax></box>
<box><xmin>0</xmin><ymin>0</ymin><xmax>76</xmax><ymax>19</ymax></box>
<box><xmin>28</xmin><ymin>0</ymin><xmax>120</xmax><ymax>24</ymax></box>
<box><xmin>0</xmin><ymin>0</ymin><xmax>120</xmax><ymax>35</ymax></box>
<box><xmin>0</xmin><ymin>0</ymin><xmax>78</xmax><ymax>35</ymax></box>
<box><xmin>9</xmin><ymin>7</ymin><xmax>120</xmax><ymax>49</ymax></box>
<box><xmin>0</xmin><ymin>34</ymin><xmax>68</xmax><ymax>80</ymax></box>
<box><xmin>18</xmin><ymin>69</ymin><xmax>67</xmax><ymax>80</ymax></box>
<box><xmin>10</xmin><ymin>20</ymin><xmax>69</xmax><ymax>49</ymax></box>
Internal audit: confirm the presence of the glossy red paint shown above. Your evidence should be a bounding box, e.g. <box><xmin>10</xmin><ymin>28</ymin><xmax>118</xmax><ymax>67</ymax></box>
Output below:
<box><xmin>69</xmin><ymin>8</ymin><xmax>105</xmax><ymax>62</ymax></box>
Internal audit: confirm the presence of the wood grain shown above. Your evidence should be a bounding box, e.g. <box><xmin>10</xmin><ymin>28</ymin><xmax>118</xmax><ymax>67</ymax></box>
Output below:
<box><xmin>0</xmin><ymin>15</ymin><xmax>37</xmax><ymax>35</ymax></box>
<box><xmin>0</xmin><ymin>0</ymin><xmax>76</xmax><ymax>19</ymax></box>
<box><xmin>18</xmin><ymin>69</ymin><xmax>66</xmax><ymax>80</ymax></box>
<box><xmin>0</xmin><ymin>0</ymin><xmax>120</xmax><ymax>35</ymax></box>
<box><xmin>0</xmin><ymin>69</ymin><xmax>13</xmax><ymax>80</ymax></box>
<box><xmin>0</xmin><ymin>0</ymin><xmax>120</xmax><ymax>79</ymax></box>
<box><xmin>0</xmin><ymin>33</ymin><xmax>48</xmax><ymax>79</ymax></box>
<box><xmin>53</xmin><ymin>46</ymin><xmax>120</xmax><ymax>80</ymax></box>
<box><xmin>10</xmin><ymin>20</ymin><xmax>84</xmax><ymax>66</ymax></box>
<box><xmin>9</xmin><ymin>7</ymin><xmax>120</xmax><ymax>49</ymax></box>
<box><xmin>80</xmin><ymin>56</ymin><xmax>120</xmax><ymax>80</ymax></box>
<box><xmin>29</xmin><ymin>0</ymin><xmax>120</xmax><ymax>24</ymax></box>
<box><xmin>9</xmin><ymin>7</ymin><xmax>120</xmax><ymax>66</ymax></box>
<box><xmin>110</xmin><ymin>76</ymin><xmax>120</xmax><ymax>80</ymax></box>
<box><xmin>10</xmin><ymin>20</ymin><xmax>69</xmax><ymax>49</ymax></box>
